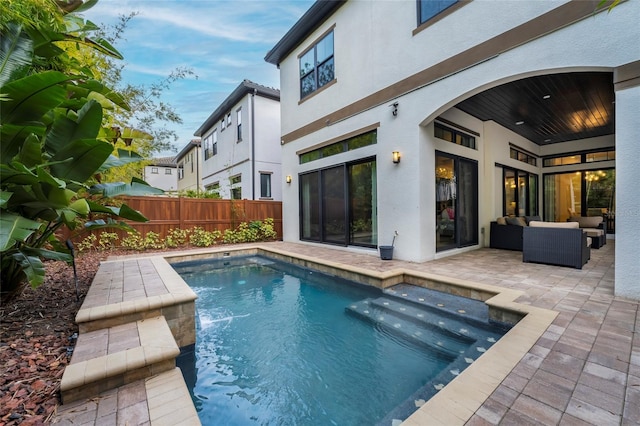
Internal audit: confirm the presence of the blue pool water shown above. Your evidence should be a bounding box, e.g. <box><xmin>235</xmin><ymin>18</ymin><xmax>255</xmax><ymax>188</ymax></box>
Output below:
<box><xmin>173</xmin><ymin>256</ymin><xmax>510</xmax><ymax>425</ymax></box>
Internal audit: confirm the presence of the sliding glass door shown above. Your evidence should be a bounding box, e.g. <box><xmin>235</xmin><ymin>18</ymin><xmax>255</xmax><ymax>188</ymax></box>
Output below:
<box><xmin>300</xmin><ymin>158</ymin><xmax>377</xmax><ymax>247</ymax></box>
<box><xmin>435</xmin><ymin>152</ymin><xmax>478</xmax><ymax>251</ymax></box>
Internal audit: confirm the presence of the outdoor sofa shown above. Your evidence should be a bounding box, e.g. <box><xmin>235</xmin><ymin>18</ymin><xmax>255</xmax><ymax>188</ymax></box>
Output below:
<box><xmin>522</xmin><ymin>221</ymin><xmax>591</xmax><ymax>269</ymax></box>
<box><xmin>489</xmin><ymin>216</ymin><xmax>541</xmax><ymax>251</ymax></box>
<box><xmin>568</xmin><ymin>215</ymin><xmax>607</xmax><ymax>248</ymax></box>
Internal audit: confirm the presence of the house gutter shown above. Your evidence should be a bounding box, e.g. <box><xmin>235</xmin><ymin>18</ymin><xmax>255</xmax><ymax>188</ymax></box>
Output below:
<box><xmin>251</xmin><ymin>88</ymin><xmax>257</xmax><ymax>200</ymax></box>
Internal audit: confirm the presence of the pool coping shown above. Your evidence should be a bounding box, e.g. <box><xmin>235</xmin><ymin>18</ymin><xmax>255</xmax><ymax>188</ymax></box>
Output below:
<box><xmin>153</xmin><ymin>244</ymin><xmax>558</xmax><ymax>425</ymax></box>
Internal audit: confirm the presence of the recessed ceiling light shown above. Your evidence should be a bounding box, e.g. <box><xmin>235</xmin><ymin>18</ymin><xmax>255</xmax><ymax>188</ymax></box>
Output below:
<box><xmin>543</xmin><ymin>95</ymin><xmax>551</xmax><ymax>99</ymax></box>
<box><xmin>515</xmin><ymin>121</ymin><xmax>525</xmax><ymax>125</ymax></box>
<box><xmin>544</xmin><ymin>139</ymin><xmax>551</xmax><ymax>142</ymax></box>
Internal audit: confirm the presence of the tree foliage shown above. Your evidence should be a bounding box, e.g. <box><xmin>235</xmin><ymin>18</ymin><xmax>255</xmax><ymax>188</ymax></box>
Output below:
<box><xmin>0</xmin><ymin>0</ymin><xmax>163</xmax><ymax>298</ymax></box>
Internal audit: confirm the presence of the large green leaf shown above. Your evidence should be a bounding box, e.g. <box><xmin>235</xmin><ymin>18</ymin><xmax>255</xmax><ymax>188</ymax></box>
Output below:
<box><xmin>23</xmin><ymin>246</ymin><xmax>73</xmax><ymax>263</ymax></box>
<box><xmin>18</xmin><ymin>133</ymin><xmax>43</xmax><ymax>168</ymax></box>
<box><xmin>72</xmin><ymin>79</ymin><xmax>129</xmax><ymax>110</ymax></box>
<box><xmin>0</xmin><ymin>71</ymin><xmax>69</xmax><ymax>125</ymax></box>
<box><xmin>98</xmin><ymin>149</ymin><xmax>145</xmax><ymax>171</ymax></box>
<box><xmin>90</xmin><ymin>181</ymin><xmax>164</xmax><ymax>197</ymax></box>
<box><xmin>0</xmin><ymin>23</ymin><xmax>33</xmax><ymax>88</ymax></box>
<box><xmin>0</xmin><ymin>191</ymin><xmax>11</xmax><ymax>208</ymax></box>
<box><xmin>50</xmin><ymin>138</ymin><xmax>113</xmax><ymax>182</ymax></box>
<box><xmin>0</xmin><ymin>125</ymin><xmax>46</xmax><ymax>163</ymax></box>
<box><xmin>0</xmin><ymin>211</ymin><xmax>41</xmax><ymax>252</ymax></box>
<box><xmin>0</xmin><ymin>163</ymin><xmax>39</xmax><ymax>186</ymax></box>
<box><xmin>85</xmin><ymin>200</ymin><xmax>148</xmax><ymax>222</ymax></box>
<box><xmin>11</xmin><ymin>251</ymin><xmax>45</xmax><ymax>288</ymax></box>
<box><xmin>44</xmin><ymin>100</ymin><xmax>103</xmax><ymax>156</ymax></box>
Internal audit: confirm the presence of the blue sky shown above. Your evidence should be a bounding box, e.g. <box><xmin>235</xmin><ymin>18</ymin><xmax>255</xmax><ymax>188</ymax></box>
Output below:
<box><xmin>82</xmin><ymin>0</ymin><xmax>314</xmax><ymax>157</ymax></box>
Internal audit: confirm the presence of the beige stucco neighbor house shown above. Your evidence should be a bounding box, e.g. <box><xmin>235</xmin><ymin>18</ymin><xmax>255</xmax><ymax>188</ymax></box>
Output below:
<box><xmin>175</xmin><ymin>139</ymin><xmax>202</xmax><ymax>194</ymax></box>
<box><xmin>194</xmin><ymin>80</ymin><xmax>282</xmax><ymax>201</ymax></box>
<box><xmin>265</xmin><ymin>1</ymin><xmax>640</xmax><ymax>298</ymax></box>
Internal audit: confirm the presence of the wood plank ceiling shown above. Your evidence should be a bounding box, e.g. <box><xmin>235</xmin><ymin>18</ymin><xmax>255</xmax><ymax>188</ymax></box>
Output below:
<box><xmin>455</xmin><ymin>72</ymin><xmax>615</xmax><ymax>145</ymax></box>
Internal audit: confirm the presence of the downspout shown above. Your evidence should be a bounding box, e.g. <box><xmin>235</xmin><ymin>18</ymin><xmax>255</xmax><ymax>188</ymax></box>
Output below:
<box><xmin>251</xmin><ymin>88</ymin><xmax>257</xmax><ymax>200</ymax></box>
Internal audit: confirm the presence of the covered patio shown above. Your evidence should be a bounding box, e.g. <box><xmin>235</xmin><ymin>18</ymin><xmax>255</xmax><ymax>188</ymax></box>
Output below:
<box><xmin>267</xmin><ymin>240</ymin><xmax>636</xmax><ymax>424</ymax></box>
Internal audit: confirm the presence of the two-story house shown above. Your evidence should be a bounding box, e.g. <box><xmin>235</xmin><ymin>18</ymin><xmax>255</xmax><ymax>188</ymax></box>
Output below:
<box><xmin>175</xmin><ymin>139</ymin><xmax>202</xmax><ymax>194</ymax></box>
<box><xmin>266</xmin><ymin>1</ymin><xmax>639</xmax><ymax>298</ymax></box>
<box><xmin>194</xmin><ymin>80</ymin><xmax>282</xmax><ymax>200</ymax></box>
<box><xmin>143</xmin><ymin>156</ymin><xmax>177</xmax><ymax>192</ymax></box>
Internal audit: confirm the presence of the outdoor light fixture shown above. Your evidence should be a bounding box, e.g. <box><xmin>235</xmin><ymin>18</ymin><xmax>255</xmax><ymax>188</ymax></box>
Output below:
<box><xmin>392</xmin><ymin>151</ymin><xmax>401</xmax><ymax>164</ymax></box>
<box><xmin>390</xmin><ymin>102</ymin><xmax>398</xmax><ymax>117</ymax></box>
<box><xmin>286</xmin><ymin>175</ymin><xmax>292</xmax><ymax>184</ymax></box>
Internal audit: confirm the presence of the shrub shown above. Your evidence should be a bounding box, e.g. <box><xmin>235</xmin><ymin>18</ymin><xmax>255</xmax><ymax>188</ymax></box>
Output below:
<box><xmin>165</xmin><ymin>228</ymin><xmax>191</xmax><ymax>248</ymax></box>
<box><xmin>77</xmin><ymin>234</ymin><xmax>97</xmax><ymax>253</ymax></box>
<box><xmin>97</xmin><ymin>232</ymin><xmax>119</xmax><ymax>251</ymax></box>
<box><xmin>121</xmin><ymin>232</ymin><xmax>146</xmax><ymax>251</ymax></box>
<box><xmin>189</xmin><ymin>227</ymin><xmax>221</xmax><ymax>247</ymax></box>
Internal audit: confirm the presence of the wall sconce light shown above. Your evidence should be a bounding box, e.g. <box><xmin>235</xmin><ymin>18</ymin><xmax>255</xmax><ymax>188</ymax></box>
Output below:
<box><xmin>392</xmin><ymin>151</ymin><xmax>401</xmax><ymax>164</ymax></box>
<box><xmin>286</xmin><ymin>175</ymin><xmax>292</xmax><ymax>184</ymax></box>
<box><xmin>390</xmin><ymin>102</ymin><xmax>398</xmax><ymax>117</ymax></box>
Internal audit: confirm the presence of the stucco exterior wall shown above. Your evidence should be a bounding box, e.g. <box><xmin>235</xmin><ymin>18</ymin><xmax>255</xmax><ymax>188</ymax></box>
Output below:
<box><xmin>276</xmin><ymin>0</ymin><xmax>639</xmax><ymax>291</ymax></box>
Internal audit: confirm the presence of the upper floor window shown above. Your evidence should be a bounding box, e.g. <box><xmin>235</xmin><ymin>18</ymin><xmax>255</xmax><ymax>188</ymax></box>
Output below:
<box><xmin>178</xmin><ymin>164</ymin><xmax>184</xmax><ymax>180</ymax></box>
<box><xmin>299</xmin><ymin>130</ymin><xmax>377</xmax><ymax>164</ymax></box>
<box><xmin>204</xmin><ymin>134</ymin><xmax>213</xmax><ymax>160</ymax></box>
<box><xmin>151</xmin><ymin>167</ymin><xmax>158</xmax><ymax>174</ymax></box>
<box><xmin>221</xmin><ymin>118</ymin><xmax>226</xmax><ymax>131</ymax></box>
<box><xmin>227</xmin><ymin>113</ymin><xmax>232</xmax><ymax>126</ymax></box>
<box><xmin>165</xmin><ymin>168</ymin><xmax>172</xmax><ymax>175</ymax></box>
<box><xmin>418</xmin><ymin>0</ymin><xmax>458</xmax><ymax>25</ymax></box>
<box><xmin>299</xmin><ymin>30</ymin><xmax>334</xmax><ymax>99</ymax></box>
<box><xmin>236</xmin><ymin>108</ymin><xmax>242</xmax><ymax>141</ymax></box>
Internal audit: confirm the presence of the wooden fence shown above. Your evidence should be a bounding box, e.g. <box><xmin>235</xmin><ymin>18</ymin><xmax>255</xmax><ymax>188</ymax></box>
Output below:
<box><xmin>64</xmin><ymin>196</ymin><xmax>283</xmax><ymax>242</ymax></box>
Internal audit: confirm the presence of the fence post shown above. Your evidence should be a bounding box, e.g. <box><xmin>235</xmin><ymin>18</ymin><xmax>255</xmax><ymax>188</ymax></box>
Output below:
<box><xmin>179</xmin><ymin>197</ymin><xmax>185</xmax><ymax>230</ymax></box>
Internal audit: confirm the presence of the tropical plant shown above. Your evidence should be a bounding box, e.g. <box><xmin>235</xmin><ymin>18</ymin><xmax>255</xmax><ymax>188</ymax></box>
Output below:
<box><xmin>0</xmin><ymin>1</ymin><xmax>162</xmax><ymax>298</ymax></box>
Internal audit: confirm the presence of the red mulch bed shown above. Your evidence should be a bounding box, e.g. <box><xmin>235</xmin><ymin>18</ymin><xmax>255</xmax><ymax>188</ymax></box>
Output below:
<box><xmin>0</xmin><ymin>248</ymin><xmax>175</xmax><ymax>425</ymax></box>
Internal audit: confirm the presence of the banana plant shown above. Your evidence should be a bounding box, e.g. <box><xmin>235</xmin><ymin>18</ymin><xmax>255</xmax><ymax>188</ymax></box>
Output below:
<box><xmin>0</xmin><ymin>5</ymin><xmax>162</xmax><ymax>297</ymax></box>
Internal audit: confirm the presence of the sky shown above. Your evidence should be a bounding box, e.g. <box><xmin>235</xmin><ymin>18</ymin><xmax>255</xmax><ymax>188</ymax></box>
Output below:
<box><xmin>82</xmin><ymin>0</ymin><xmax>315</xmax><ymax>157</ymax></box>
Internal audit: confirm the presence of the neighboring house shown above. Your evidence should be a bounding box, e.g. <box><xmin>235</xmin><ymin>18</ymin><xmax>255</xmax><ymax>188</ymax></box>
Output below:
<box><xmin>265</xmin><ymin>1</ymin><xmax>639</xmax><ymax>298</ymax></box>
<box><xmin>194</xmin><ymin>80</ymin><xmax>282</xmax><ymax>200</ymax></box>
<box><xmin>142</xmin><ymin>156</ymin><xmax>177</xmax><ymax>192</ymax></box>
<box><xmin>175</xmin><ymin>139</ymin><xmax>202</xmax><ymax>193</ymax></box>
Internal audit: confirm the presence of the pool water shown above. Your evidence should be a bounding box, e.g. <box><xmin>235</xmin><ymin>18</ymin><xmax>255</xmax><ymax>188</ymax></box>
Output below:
<box><xmin>173</xmin><ymin>256</ymin><xmax>509</xmax><ymax>425</ymax></box>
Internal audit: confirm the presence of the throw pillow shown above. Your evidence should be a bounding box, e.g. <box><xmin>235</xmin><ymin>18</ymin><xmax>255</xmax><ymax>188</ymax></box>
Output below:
<box><xmin>505</xmin><ymin>217</ymin><xmax>523</xmax><ymax>226</ymax></box>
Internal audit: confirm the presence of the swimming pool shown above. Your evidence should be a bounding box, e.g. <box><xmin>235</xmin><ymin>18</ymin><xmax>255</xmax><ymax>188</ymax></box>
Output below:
<box><xmin>173</xmin><ymin>255</ymin><xmax>510</xmax><ymax>425</ymax></box>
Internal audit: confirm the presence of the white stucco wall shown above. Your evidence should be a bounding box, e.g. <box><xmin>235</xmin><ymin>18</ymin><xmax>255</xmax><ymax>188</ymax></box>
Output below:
<box><xmin>277</xmin><ymin>0</ymin><xmax>639</xmax><ymax>290</ymax></box>
<box><xmin>144</xmin><ymin>166</ymin><xmax>177</xmax><ymax>192</ymax></box>
<box><xmin>614</xmin><ymin>84</ymin><xmax>640</xmax><ymax>299</ymax></box>
<box><xmin>201</xmin><ymin>93</ymin><xmax>282</xmax><ymax>200</ymax></box>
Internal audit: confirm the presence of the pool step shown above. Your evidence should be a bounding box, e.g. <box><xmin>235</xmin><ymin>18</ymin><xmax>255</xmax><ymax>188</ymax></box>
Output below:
<box><xmin>60</xmin><ymin>316</ymin><xmax>180</xmax><ymax>404</ymax></box>
<box><xmin>367</xmin><ymin>297</ymin><xmax>481</xmax><ymax>341</ymax></box>
<box><xmin>346</xmin><ymin>299</ymin><xmax>472</xmax><ymax>358</ymax></box>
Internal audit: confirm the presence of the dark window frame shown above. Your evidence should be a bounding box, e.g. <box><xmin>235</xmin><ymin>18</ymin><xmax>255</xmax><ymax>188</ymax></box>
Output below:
<box><xmin>299</xmin><ymin>29</ymin><xmax>335</xmax><ymax>100</ymax></box>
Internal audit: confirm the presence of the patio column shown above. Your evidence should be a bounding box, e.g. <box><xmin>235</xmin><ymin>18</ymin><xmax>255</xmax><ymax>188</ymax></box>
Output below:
<box><xmin>613</xmin><ymin>61</ymin><xmax>640</xmax><ymax>299</ymax></box>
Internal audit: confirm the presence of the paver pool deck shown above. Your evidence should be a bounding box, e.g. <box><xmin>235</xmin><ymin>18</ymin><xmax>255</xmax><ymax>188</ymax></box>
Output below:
<box><xmin>56</xmin><ymin>238</ymin><xmax>637</xmax><ymax>425</ymax></box>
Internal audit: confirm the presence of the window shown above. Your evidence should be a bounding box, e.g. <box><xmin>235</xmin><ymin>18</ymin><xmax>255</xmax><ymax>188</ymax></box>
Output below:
<box><xmin>231</xmin><ymin>187</ymin><xmax>242</xmax><ymax>200</ymax></box>
<box><xmin>236</xmin><ymin>109</ymin><xmax>242</xmax><ymax>141</ymax></box>
<box><xmin>543</xmin><ymin>149</ymin><xmax>615</xmax><ymax>167</ymax></box>
<box><xmin>204</xmin><ymin>134</ymin><xmax>213</xmax><ymax>160</ymax></box>
<box><xmin>418</xmin><ymin>0</ymin><xmax>457</xmax><ymax>25</ymax></box>
<box><xmin>300</xmin><ymin>158</ymin><xmax>377</xmax><ymax>247</ymax></box>
<box><xmin>434</xmin><ymin>122</ymin><xmax>476</xmax><ymax>149</ymax></box>
<box><xmin>501</xmin><ymin>166</ymin><xmax>538</xmax><ymax>217</ymax></box>
<box><xmin>544</xmin><ymin>169</ymin><xmax>615</xmax><ymax>224</ymax></box>
<box><xmin>165</xmin><ymin>169</ymin><xmax>172</xmax><ymax>175</ymax></box>
<box><xmin>151</xmin><ymin>167</ymin><xmax>158</xmax><ymax>174</ymax></box>
<box><xmin>226</xmin><ymin>113</ymin><xmax>232</xmax><ymax>126</ymax></box>
<box><xmin>213</xmin><ymin>130</ymin><xmax>218</xmax><ymax>156</ymax></box>
<box><xmin>221</xmin><ymin>118</ymin><xmax>226</xmax><ymax>131</ymax></box>
<box><xmin>178</xmin><ymin>163</ymin><xmax>184</xmax><ymax>180</ymax></box>
<box><xmin>300</xmin><ymin>130</ymin><xmax>377</xmax><ymax>164</ymax></box>
<box><xmin>230</xmin><ymin>174</ymin><xmax>241</xmax><ymax>185</ymax></box>
<box><xmin>206</xmin><ymin>182</ymin><xmax>220</xmax><ymax>191</ymax></box>
<box><xmin>510</xmin><ymin>147</ymin><xmax>537</xmax><ymax>166</ymax></box>
<box><xmin>299</xmin><ymin>30</ymin><xmax>334</xmax><ymax>99</ymax></box>
<box><xmin>259</xmin><ymin>173</ymin><xmax>272</xmax><ymax>198</ymax></box>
